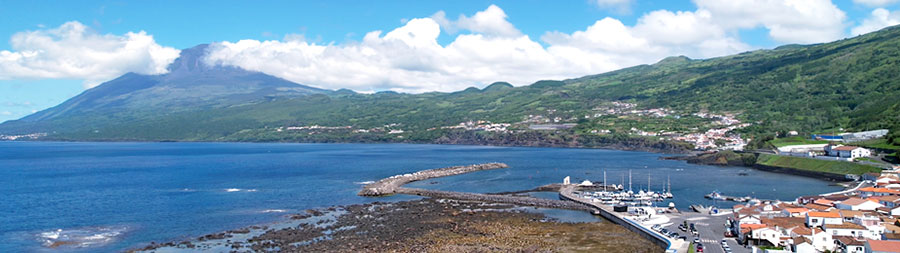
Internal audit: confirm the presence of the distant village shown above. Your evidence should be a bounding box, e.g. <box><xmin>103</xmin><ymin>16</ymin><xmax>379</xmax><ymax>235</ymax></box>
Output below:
<box><xmin>0</xmin><ymin>133</ymin><xmax>46</xmax><ymax>141</ymax></box>
<box><xmin>271</xmin><ymin>102</ymin><xmax>756</xmax><ymax>151</ymax></box>
<box><xmin>267</xmin><ymin>102</ymin><xmax>894</xmax><ymax>158</ymax></box>
<box><xmin>729</xmin><ymin>167</ymin><xmax>900</xmax><ymax>252</ymax></box>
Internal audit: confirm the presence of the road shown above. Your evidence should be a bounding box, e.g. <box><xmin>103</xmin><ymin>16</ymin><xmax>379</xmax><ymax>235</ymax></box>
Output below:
<box><xmin>662</xmin><ymin>211</ymin><xmax>750</xmax><ymax>253</ymax></box>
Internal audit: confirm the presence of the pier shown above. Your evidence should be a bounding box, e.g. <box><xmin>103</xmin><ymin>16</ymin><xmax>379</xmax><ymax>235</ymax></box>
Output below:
<box><xmin>559</xmin><ymin>185</ymin><xmax>687</xmax><ymax>253</ymax></box>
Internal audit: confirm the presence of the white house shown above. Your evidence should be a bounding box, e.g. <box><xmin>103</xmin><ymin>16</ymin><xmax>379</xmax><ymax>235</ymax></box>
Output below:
<box><xmin>825</xmin><ymin>145</ymin><xmax>871</xmax><ymax>158</ymax></box>
<box><xmin>835</xmin><ymin>198</ymin><xmax>884</xmax><ymax>211</ymax></box>
<box><xmin>794</xmin><ymin>241</ymin><xmax>816</xmax><ymax>253</ymax></box>
<box><xmin>807</xmin><ymin>211</ymin><xmax>843</xmax><ymax>227</ymax></box>
<box><xmin>751</xmin><ymin>227</ymin><xmax>784</xmax><ymax>246</ymax></box>
<box><xmin>791</xmin><ymin>227</ymin><xmax>834</xmax><ymax>252</ymax></box>
<box><xmin>824</xmin><ymin>223</ymin><xmax>876</xmax><ymax>240</ymax></box>
<box><xmin>834</xmin><ymin>236</ymin><xmax>866</xmax><ymax>253</ymax></box>
<box><xmin>877</xmin><ymin>195</ymin><xmax>900</xmax><ymax>209</ymax></box>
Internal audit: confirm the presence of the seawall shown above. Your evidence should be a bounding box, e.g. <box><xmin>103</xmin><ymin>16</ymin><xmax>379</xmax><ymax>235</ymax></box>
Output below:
<box><xmin>558</xmin><ymin>186</ymin><xmax>678</xmax><ymax>252</ymax></box>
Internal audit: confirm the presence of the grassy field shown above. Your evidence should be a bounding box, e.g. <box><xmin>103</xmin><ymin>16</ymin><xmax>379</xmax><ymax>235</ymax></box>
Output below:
<box><xmin>849</xmin><ymin>138</ymin><xmax>900</xmax><ymax>151</ymax></box>
<box><xmin>756</xmin><ymin>154</ymin><xmax>882</xmax><ymax>175</ymax></box>
<box><xmin>768</xmin><ymin>136</ymin><xmax>830</xmax><ymax>148</ymax></box>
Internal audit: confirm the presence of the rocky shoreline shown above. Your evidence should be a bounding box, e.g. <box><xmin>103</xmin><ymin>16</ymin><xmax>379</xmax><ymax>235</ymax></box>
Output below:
<box><xmin>133</xmin><ymin>198</ymin><xmax>661</xmax><ymax>253</ymax></box>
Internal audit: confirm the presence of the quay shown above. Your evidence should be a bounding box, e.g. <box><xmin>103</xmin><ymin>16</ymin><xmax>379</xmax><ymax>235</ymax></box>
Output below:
<box><xmin>559</xmin><ymin>185</ymin><xmax>688</xmax><ymax>253</ymax></box>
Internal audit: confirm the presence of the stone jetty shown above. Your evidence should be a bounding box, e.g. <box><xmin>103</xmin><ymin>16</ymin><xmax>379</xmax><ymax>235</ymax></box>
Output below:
<box><xmin>358</xmin><ymin>163</ymin><xmax>509</xmax><ymax>196</ymax></box>
<box><xmin>358</xmin><ymin>163</ymin><xmax>592</xmax><ymax>211</ymax></box>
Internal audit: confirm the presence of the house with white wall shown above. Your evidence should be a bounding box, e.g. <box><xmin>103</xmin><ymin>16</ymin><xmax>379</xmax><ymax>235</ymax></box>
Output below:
<box><xmin>807</xmin><ymin>211</ymin><xmax>843</xmax><ymax>227</ymax></box>
<box><xmin>836</xmin><ymin>198</ymin><xmax>884</xmax><ymax>211</ymax></box>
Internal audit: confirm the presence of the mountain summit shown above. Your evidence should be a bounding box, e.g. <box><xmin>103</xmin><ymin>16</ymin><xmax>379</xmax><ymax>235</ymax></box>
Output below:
<box><xmin>19</xmin><ymin>44</ymin><xmax>327</xmax><ymax>122</ymax></box>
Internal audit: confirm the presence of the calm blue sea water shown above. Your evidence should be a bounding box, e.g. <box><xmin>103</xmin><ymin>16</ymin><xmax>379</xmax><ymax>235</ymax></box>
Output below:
<box><xmin>0</xmin><ymin>142</ymin><xmax>841</xmax><ymax>252</ymax></box>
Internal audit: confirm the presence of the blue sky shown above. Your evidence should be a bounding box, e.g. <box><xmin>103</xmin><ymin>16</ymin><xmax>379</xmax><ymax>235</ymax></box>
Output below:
<box><xmin>2</xmin><ymin>0</ymin><xmax>900</xmax><ymax>122</ymax></box>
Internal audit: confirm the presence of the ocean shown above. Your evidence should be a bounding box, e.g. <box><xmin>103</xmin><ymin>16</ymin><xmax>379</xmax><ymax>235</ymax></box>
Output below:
<box><xmin>0</xmin><ymin>142</ymin><xmax>841</xmax><ymax>252</ymax></box>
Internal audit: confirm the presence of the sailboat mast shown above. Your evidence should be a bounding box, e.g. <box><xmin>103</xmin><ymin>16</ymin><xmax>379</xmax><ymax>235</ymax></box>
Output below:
<box><xmin>667</xmin><ymin>174</ymin><xmax>671</xmax><ymax>193</ymax></box>
<box><xmin>629</xmin><ymin>169</ymin><xmax>632</xmax><ymax>192</ymax></box>
<box><xmin>603</xmin><ymin>170</ymin><xmax>607</xmax><ymax>191</ymax></box>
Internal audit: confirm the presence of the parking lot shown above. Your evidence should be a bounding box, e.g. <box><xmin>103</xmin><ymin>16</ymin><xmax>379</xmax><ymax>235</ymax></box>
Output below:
<box><xmin>657</xmin><ymin>211</ymin><xmax>750</xmax><ymax>253</ymax></box>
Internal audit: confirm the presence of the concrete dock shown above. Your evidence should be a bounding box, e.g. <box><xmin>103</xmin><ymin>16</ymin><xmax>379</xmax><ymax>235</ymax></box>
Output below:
<box><xmin>559</xmin><ymin>185</ymin><xmax>688</xmax><ymax>253</ymax></box>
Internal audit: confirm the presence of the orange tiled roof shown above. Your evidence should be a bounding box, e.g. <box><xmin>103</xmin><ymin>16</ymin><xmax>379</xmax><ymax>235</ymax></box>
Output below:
<box><xmin>833</xmin><ymin>146</ymin><xmax>861</xmax><ymax>151</ymax></box>
<box><xmin>808</xmin><ymin>211</ymin><xmax>841</xmax><ymax>218</ymax></box>
<box><xmin>740</xmin><ymin>223</ymin><xmax>767</xmax><ymax>233</ymax></box>
<box><xmin>867</xmin><ymin>240</ymin><xmax>900</xmax><ymax>252</ymax></box>
<box><xmin>841</xmin><ymin>197</ymin><xmax>872</xmax><ymax>206</ymax></box>
<box><xmin>879</xmin><ymin>195</ymin><xmax>900</xmax><ymax>202</ymax></box>
<box><xmin>859</xmin><ymin>187</ymin><xmax>900</xmax><ymax>194</ymax></box>
<box><xmin>804</xmin><ymin>203</ymin><xmax>831</xmax><ymax>211</ymax></box>
<box><xmin>826</xmin><ymin>222</ymin><xmax>867</xmax><ymax>230</ymax></box>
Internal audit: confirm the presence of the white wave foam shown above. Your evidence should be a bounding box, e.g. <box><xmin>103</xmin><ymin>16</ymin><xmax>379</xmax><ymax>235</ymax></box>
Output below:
<box><xmin>354</xmin><ymin>181</ymin><xmax>375</xmax><ymax>185</ymax></box>
<box><xmin>37</xmin><ymin>225</ymin><xmax>128</xmax><ymax>248</ymax></box>
<box><xmin>225</xmin><ymin>188</ymin><xmax>258</xmax><ymax>192</ymax></box>
<box><xmin>262</xmin><ymin>209</ymin><xmax>287</xmax><ymax>213</ymax></box>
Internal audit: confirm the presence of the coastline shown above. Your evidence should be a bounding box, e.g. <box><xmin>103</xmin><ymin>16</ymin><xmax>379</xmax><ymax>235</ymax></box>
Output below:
<box><xmin>23</xmin><ymin>129</ymin><xmax>695</xmax><ymax>154</ymax></box>
<box><xmin>3</xmin><ymin>144</ymin><xmax>840</xmax><ymax>251</ymax></box>
<box><xmin>132</xmin><ymin>199</ymin><xmax>662</xmax><ymax>252</ymax></box>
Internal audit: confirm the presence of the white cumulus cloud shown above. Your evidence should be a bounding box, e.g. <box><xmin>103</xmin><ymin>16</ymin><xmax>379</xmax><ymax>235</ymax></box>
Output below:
<box><xmin>0</xmin><ymin>21</ymin><xmax>180</xmax><ymax>88</ymax></box>
<box><xmin>205</xmin><ymin>5</ymin><xmax>752</xmax><ymax>93</ymax></box>
<box><xmin>431</xmin><ymin>4</ymin><xmax>521</xmax><ymax>37</ymax></box>
<box><xmin>852</xmin><ymin>8</ymin><xmax>900</xmax><ymax>35</ymax></box>
<box><xmin>694</xmin><ymin>0</ymin><xmax>848</xmax><ymax>44</ymax></box>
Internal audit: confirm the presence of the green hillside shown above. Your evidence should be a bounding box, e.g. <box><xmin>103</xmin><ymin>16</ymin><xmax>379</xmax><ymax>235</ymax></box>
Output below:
<box><xmin>756</xmin><ymin>154</ymin><xmax>881</xmax><ymax>175</ymax></box>
<box><xmin>3</xmin><ymin>25</ymin><xmax>900</xmax><ymax>147</ymax></box>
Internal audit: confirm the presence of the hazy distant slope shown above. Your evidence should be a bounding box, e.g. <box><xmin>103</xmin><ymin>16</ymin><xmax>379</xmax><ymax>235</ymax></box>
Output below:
<box><xmin>1</xmin><ymin>44</ymin><xmax>328</xmax><ymax>135</ymax></box>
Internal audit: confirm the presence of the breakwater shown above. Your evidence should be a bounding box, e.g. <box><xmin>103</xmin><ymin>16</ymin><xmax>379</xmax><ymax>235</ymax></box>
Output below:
<box><xmin>359</xmin><ymin>163</ymin><xmax>592</xmax><ymax>211</ymax></box>
<box><xmin>358</xmin><ymin>163</ymin><xmax>509</xmax><ymax>196</ymax></box>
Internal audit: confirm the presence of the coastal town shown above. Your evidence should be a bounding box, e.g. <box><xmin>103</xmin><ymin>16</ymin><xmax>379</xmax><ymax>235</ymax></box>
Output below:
<box><xmin>559</xmin><ymin>165</ymin><xmax>900</xmax><ymax>253</ymax></box>
<box><xmin>723</xmin><ymin>167</ymin><xmax>900</xmax><ymax>253</ymax></box>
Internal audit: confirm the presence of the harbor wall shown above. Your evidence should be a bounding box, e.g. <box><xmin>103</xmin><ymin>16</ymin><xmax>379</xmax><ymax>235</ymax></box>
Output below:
<box><xmin>558</xmin><ymin>189</ymin><xmax>673</xmax><ymax>251</ymax></box>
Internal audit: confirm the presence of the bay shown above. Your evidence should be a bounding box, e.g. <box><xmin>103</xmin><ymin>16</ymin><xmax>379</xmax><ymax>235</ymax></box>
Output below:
<box><xmin>0</xmin><ymin>142</ymin><xmax>841</xmax><ymax>252</ymax></box>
